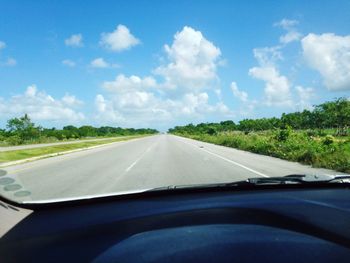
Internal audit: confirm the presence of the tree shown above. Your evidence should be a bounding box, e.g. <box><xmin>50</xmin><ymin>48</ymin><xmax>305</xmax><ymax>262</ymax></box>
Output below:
<box><xmin>219</xmin><ymin>120</ymin><xmax>236</xmax><ymax>131</ymax></box>
<box><xmin>78</xmin><ymin>125</ymin><xmax>97</xmax><ymax>137</ymax></box>
<box><xmin>6</xmin><ymin>114</ymin><xmax>40</xmax><ymax>141</ymax></box>
<box><xmin>167</xmin><ymin>98</ymin><xmax>349</xmax><ymax>135</ymax></box>
<box><xmin>316</xmin><ymin>98</ymin><xmax>350</xmax><ymax>135</ymax></box>
<box><xmin>63</xmin><ymin>125</ymin><xmax>80</xmax><ymax>139</ymax></box>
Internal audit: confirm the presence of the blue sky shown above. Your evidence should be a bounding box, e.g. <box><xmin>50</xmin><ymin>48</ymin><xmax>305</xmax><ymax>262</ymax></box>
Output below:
<box><xmin>1</xmin><ymin>0</ymin><xmax>350</xmax><ymax>131</ymax></box>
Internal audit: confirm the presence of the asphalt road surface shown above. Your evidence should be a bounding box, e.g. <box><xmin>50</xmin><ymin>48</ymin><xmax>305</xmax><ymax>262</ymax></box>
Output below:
<box><xmin>0</xmin><ymin>134</ymin><xmax>342</xmax><ymax>202</ymax></box>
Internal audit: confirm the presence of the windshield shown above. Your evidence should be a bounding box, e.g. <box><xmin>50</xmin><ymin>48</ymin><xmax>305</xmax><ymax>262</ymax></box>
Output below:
<box><xmin>0</xmin><ymin>0</ymin><xmax>349</xmax><ymax>204</ymax></box>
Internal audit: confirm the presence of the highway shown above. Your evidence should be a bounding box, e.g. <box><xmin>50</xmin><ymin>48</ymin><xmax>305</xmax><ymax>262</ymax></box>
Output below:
<box><xmin>0</xmin><ymin>134</ymin><xmax>342</xmax><ymax>202</ymax></box>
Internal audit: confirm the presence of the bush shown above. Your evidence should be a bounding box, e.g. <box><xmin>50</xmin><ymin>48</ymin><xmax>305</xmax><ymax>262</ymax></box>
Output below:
<box><xmin>276</xmin><ymin>127</ymin><xmax>292</xmax><ymax>142</ymax></box>
<box><xmin>6</xmin><ymin>135</ymin><xmax>23</xmax><ymax>145</ymax></box>
<box><xmin>317</xmin><ymin>129</ymin><xmax>328</xmax><ymax>137</ymax></box>
<box><xmin>306</xmin><ymin>130</ymin><xmax>317</xmax><ymax>137</ymax></box>
<box><xmin>206</xmin><ymin>128</ymin><xmax>217</xmax><ymax>135</ymax></box>
<box><xmin>323</xmin><ymin>135</ymin><xmax>335</xmax><ymax>145</ymax></box>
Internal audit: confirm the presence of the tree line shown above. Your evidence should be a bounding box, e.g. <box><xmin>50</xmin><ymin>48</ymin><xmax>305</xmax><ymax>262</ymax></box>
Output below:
<box><xmin>168</xmin><ymin>98</ymin><xmax>350</xmax><ymax>136</ymax></box>
<box><xmin>0</xmin><ymin>114</ymin><xmax>158</xmax><ymax>145</ymax></box>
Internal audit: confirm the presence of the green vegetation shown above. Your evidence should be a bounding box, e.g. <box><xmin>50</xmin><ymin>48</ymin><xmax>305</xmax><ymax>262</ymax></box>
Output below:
<box><xmin>0</xmin><ymin>114</ymin><xmax>158</xmax><ymax>146</ymax></box>
<box><xmin>0</xmin><ymin>136</ymin><xmax>145</xmax><ymax>163</ymax></box>
<box><xmin>169</xmin><ymin>98</ymin><xmax>350</xmax><ymax>173</ymax></box>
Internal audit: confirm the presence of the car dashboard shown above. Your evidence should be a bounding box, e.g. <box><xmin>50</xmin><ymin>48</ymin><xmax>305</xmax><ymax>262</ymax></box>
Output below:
<box><xmin>1</xmin><ymin>186</ymin><xmax>350</xmax><ymax>262</ymax></box>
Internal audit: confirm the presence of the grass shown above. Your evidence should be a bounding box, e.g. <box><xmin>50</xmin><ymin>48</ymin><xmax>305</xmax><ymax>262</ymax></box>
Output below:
<box><xmin>174</xmin><ymin>130</ymin><xmax>350</xmax><ymax>173</ymax></box>
<box><xmin>0</xmin><ymin>135</ymin><xmax>135</xmax><ymax>147</ymax></box>
<box><xmin>0</xmin><ymin>135</ymin><xmax>147</xmax><ymax>163</ymax></box>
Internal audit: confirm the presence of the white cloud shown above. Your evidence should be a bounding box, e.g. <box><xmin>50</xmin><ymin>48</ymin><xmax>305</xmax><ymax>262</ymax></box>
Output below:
<box><xmin>249</xmin><ymin>66</ymin><xmax>292</xmax><ymax>107</ymax></box>
<box><xmin>302</xmin><ymin>33</ymin><xmax>350</xmax><ymax>91</ymax></box>
<box><xmin>96</xmin><ymin>73</ymin><xmax>233</xmax><ymax>127</ymax></box>
<box><xmin>230</xmin><ymin>81</ymin><xmax>257</xmax><ymax>116</ymax></box>
<box><xmin>94</xmin><ymin>91</ymin><xmax>232</xmax><ymax>127</ymax></box>
<box><xmin>120</xmin><ymin>91</ymin><xmax>156</xmax><ymax>108</ymax></box>
<box><xmin>0</xmin><ymin>85</ymin><xmax>85</xmax><ymax>123</ymax></box>
<box><xmin>248</xmin><ymin>20</ymin><xmax>301</xmax><ymax>107</ymax></box>
<box><xmin>62</xmin><ymin>94</ymin><xmax>83</xmax><ymax>106</ymax></box>
<box><xmin>103</xmin><ymin>74</ymin><xmax>157</xmax><ymax>92</ymax></box>
<box><xmin>181</xmin><ymin>92</ymin><xmax>209</xmax><ymax>115</ymax></box>
<box><xmin>25</xmin><ymin>85</ymin><xmax>37</xmax><ymax>97</ymax></box>
<box><xmin>89</xmin><ymin>57</ymin><xmax>119</xmax><ymax>69</ymax></box>
<box><xmin>176</xmin><ymin>92</ymin><xmax>231</xmax><ymax>117</ymax></box>
<box><xmin>94</xmin><ymin>94</ymin><xmax>124</xmax><ymax>123</ymax></box>
<box><xmin>95</xmin><ymin>94</ymin><xmax>106</xmax><ymax>112</ymax></box>
<box><xmin>2</xmin><ymin>58</ymin><xmax>16</xmax><ymax>67</ymax></box>
<box><xmin>62</xmin><ymin>59</ymin><xmax>76</xmax><ymax>67</ymax></box>
<box><xmin>95</xmin><ymin>27</ymin><xmax>233</xmax><ymax>127</ymax></box>
<box><xmin>253</xmin><ymin>46</ymin><xmax>282</xmax><ymax>67</ymax></box>
<box><xmin>274</xmin><ymin>19</ymin><xmax>302</xmax><ymax>44</ymax></box>
<box><xmin>154</xmin><ymin>26</ymin><xmax>221</xmax><ymax>91</ymax></box>
<box><xmin>275</xmin><ymin>19</ymin><xmax>299</xmax><ymax>28</ymax></box>
<box><xmin>100</xmin><ymin>25</ymin><xmax>140</xmax><ymax>52</ymax></box>
<box><xmin>280</xmin><ymin>31</ymin><xmax>302</xmax><ymax>45</ymax></box>
<box><xmin>0</xmin><ymin>41</ymin><xmax>6</xmax><ymax>50</ymax></box>
<box><xmin>154</xmin><ymin>92</ymin><xmax>229</xmax><ymax>119</ymax></box>
<box><xmin>295</xmin><ymin>85</ymin><xmax>315</xmax><ymax>110</ymax></box>
<box><xmin>90</xmin><ymin>57</ymin><xmax>109</xmax><ymax>68</ymax></box>
<box><xmin>102</xmin><ymin>74</ymin><xmax>158</xmax><ymax>110</ymax></box>
<box><xmin>93</xmin><ymin>92</ymin><xmax>168</xmax><ymax>126</ymax></box>
<box><xmin>249</xmin><ymin>46</ymin><xmax>292</xmax><ymax>107</ymax></box>
<box><xmin>65</xmin><ymin>34</ymin><xmax>83</xmax><ymax>47</ymax></box>
<box><xmin>231</xmin><ymin>82</ymin><xmax>248</xmax><ymax>102</ymax></box>
<box><xmin>98</xmin><ymin>74</ymin><xmax>160</xmax><ymax>125</ymax></box>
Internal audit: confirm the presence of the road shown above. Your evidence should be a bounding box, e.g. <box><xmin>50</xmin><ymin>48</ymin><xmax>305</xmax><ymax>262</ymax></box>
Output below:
<box><xmin>0</xmin><ymin>134</ymin><xmax>342</xmax><ymax>202</ymax></box>
<box><xmin>0</xmin><ymin>137</ymin><xmax>129</xmax><ymax>152</ymax></box>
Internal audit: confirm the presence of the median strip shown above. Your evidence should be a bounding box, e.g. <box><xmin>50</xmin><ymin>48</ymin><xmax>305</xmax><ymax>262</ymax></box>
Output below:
<box><xmin>0</xmin><ymin>135</ymin><xmax>149</xmax><ymax>167</ymax></box>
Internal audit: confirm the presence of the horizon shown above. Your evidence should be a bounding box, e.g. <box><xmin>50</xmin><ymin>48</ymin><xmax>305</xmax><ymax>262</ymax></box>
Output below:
<box><xmin>1</xmin><ymin>0</ymin><xmax>350</xmax><ymax>132</ymax></box>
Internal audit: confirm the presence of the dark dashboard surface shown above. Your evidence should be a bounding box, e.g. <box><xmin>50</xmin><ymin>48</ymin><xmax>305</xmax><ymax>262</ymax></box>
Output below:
<box><xmin>1</xmin><ymin>187</ymin><xmax>350</xmax><ymax>262</ymax></box>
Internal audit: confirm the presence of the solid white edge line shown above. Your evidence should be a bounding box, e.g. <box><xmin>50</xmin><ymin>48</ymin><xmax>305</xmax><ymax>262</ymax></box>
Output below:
<box><xmin>179</xmin><ymin>138</ymin><xmax>269</xmax><ymax>178</ymax></box>
<box><xmin>200</xmin><ymin>147</ymin><xmax>269</xmax><ymax>177</ymax></box>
